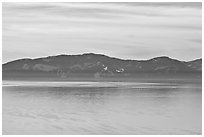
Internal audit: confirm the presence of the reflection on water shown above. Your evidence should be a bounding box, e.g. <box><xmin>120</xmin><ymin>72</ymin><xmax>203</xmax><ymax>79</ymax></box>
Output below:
<box><xmin>2</xmin><ymin>81</ymin><xmax>202</xmax><ymax>135</ymax></box>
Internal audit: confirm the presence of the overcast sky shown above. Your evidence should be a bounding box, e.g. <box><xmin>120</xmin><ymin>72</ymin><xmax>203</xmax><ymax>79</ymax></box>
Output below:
<box><xmin>2</xmin><ymin>2</ymin><xmax>202</xmax><ymax>63</ymax></box>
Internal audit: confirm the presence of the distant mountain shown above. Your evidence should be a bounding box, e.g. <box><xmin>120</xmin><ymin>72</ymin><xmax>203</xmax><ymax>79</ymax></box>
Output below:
<box><xmin>186</xmin><ymin>58</ymin><xmax>202</xmax><ymax>71</ymax></box>
<box><xmin>2</xmin><ymin>53</ymin><xmax>202</xmax><ymax>80</ymax></box>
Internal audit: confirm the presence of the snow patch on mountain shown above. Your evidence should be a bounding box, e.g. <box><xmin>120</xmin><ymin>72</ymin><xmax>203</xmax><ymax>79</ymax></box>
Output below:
<box><xmin>116</xmin><ymin>68</ymin><xmax>124</xmax><ymax>73</ymax></box>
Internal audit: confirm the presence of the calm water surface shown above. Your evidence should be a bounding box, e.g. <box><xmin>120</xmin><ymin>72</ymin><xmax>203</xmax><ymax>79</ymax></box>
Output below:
<box><xmin>2</xmin><ymin>81</ymin><xmax>202</xmax><ymax>135</ymax></box>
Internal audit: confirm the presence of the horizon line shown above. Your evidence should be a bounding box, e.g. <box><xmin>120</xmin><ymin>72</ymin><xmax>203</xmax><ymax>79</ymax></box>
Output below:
<box><xmin>3</xmin><ymin>52</ymin><xmax>202</xmax><ymax>64</ymax></box>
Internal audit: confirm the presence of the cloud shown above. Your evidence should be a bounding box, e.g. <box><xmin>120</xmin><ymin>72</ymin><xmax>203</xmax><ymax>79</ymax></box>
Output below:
<box><xmin>2</xmin><ymin>2</ymin><xmax>202</xmax><ymax>63</ymax></box>
<box><xmin>189</xmin><ymin>39</ymin><xmax>202</xmax><ymax>44</ymax></box>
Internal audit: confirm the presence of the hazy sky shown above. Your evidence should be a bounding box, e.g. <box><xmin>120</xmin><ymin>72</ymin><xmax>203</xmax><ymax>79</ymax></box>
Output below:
<box><xmin>2</xmin><ymin>2</ymin><xmax>202</xmax><ymax>63</ymax></box>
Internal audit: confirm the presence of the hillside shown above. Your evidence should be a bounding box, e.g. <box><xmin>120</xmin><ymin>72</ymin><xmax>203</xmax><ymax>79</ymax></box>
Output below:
<box><xmin>2</xmin><ymin>53</ymin><xmax>202</xmax><ymax>80</ymax></box>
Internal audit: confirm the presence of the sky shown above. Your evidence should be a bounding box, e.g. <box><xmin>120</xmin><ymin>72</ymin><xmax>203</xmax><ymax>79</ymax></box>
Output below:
<box><xmin>2</xmin><ymin>2</ymin><xmax>202</xmax><ymax>63</ymax></box>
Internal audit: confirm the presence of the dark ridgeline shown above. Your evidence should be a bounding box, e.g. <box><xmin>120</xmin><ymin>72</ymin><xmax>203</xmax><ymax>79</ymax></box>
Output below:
<box><xmin>2</xmin><ymin>53</ymin><xmax>202</xmax><ymax>81</ymax></box>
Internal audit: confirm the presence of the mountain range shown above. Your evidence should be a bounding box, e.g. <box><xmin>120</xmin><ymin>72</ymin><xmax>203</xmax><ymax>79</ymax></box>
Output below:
<box><xmin>2</xmin><ymin>53</ymin><xmax>202</xmax><ymax>80</ymax></box>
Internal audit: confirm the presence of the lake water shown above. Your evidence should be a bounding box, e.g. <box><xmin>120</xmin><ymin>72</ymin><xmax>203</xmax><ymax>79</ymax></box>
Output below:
<box><xmin>2</xmin><ymin>81</ymin><xmax>202</xmax><ymax>135</ymax></box>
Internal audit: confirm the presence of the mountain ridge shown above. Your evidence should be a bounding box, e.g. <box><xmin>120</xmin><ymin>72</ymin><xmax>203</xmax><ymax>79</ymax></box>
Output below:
<box><xmin>3</xmin><ymin>53</ymin><xmax>201</xmax><ymax>65</ymax></box>
<box><xmin>3</xmin><ymin>53</ymin><xmax>202</xmax><ymax>80</ymax></box>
